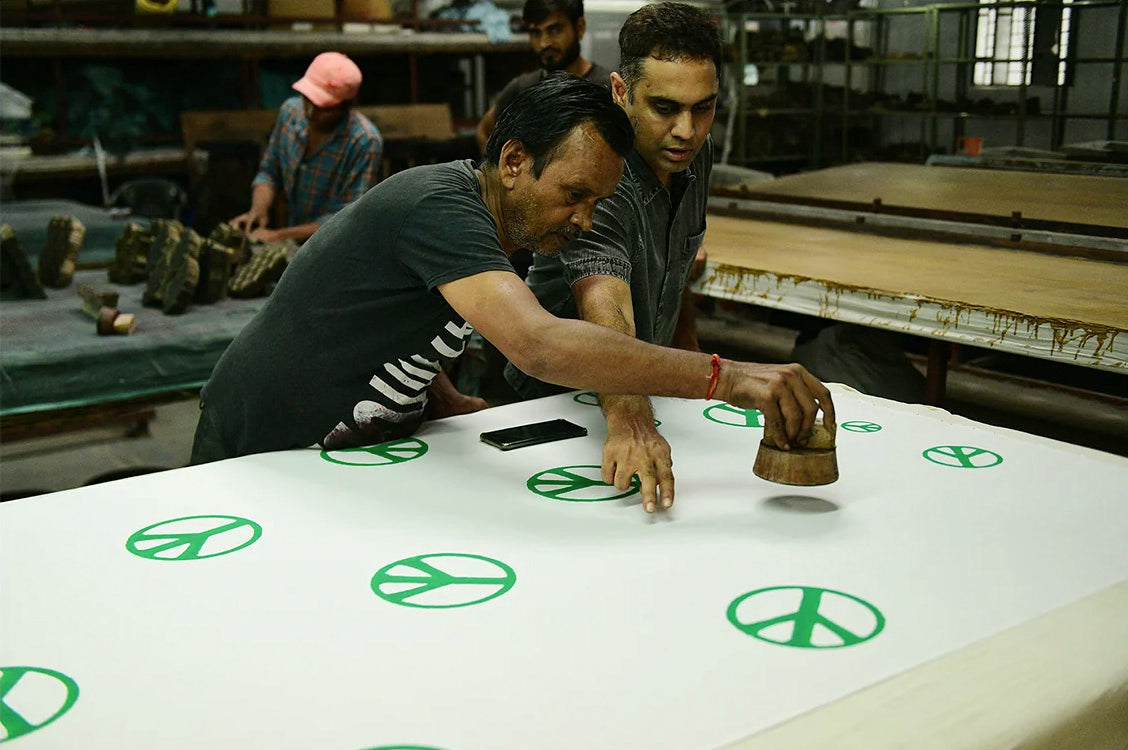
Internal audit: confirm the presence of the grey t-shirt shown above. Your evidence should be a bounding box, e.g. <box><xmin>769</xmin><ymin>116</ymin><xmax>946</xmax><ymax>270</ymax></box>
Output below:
<box><xmin>494</xmin><ymin>62</ymin><xmax>613</xmax><ymax>116</ymax></box>
<box><xmin>198</xmin><ymin>160</ymin><xmax>514</xmax><ymax>459</ymax></box>
<box><xmin>506</xmin><ymin>137</ymin><xmax>713</xmax><ymax>398</ymax></box>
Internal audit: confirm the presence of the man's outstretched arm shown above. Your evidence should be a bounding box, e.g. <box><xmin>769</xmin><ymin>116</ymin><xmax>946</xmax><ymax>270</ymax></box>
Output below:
<box><xmin>571</xmin><ymin>274</ymin><xmax>675</xmax><ymax>514</ymax></box>
<box><xmin>439</xmin><ymin>270</ymin><xmax>836</xmax><ymax>500</ymax></box>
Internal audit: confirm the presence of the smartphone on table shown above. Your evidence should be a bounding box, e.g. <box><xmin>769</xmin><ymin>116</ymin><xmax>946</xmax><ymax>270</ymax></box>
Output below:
<box><xmin>480</xmin><ymin>419</ymin><xmax>588</xmax><ymax>451</ymax></box>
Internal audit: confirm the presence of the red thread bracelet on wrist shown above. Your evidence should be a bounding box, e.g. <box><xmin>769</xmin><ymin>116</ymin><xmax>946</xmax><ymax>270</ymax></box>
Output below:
<box><xmin>705</xmin><ymin>353</ymin><xmax>721</xmax><ymax>400</ymax></box>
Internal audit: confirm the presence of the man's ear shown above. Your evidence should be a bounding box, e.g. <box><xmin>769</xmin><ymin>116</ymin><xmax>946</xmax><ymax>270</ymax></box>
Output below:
<box><xmin>610</xmin><ymin>72</ymin><xmax>628</xmax><ymax>108</ymax></box>
<box><xmin>499</xmin><ymin>139</ymin><xmax>528</xmax><ymax>188</ymax></box>
<box><xmin>574</xmin><ymin>17</ymin><xmax>586</xmax><ymax>40</ymax></box>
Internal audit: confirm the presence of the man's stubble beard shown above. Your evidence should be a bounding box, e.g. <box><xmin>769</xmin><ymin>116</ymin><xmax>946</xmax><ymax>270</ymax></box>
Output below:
<box><xmin>502</xmin><ymin>191</ymin><xmax>575</xmax><ymax>257</ymax></box>
<box><xmin>543</xmin><ymin>36</ymin><xmax>581</xmax><ymax>72</ymax></box>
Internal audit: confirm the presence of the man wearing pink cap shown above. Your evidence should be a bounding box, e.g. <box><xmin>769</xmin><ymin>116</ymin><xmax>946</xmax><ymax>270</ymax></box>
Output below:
<box><xmin>231</xmin><ymin>52</ymin><xmax>382</xmax><ymax>244</ymax></box>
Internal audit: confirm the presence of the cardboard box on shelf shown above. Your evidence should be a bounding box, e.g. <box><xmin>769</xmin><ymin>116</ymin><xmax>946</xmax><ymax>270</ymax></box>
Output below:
<box><xmin>342</xmin><ymin>0</ymin><xmax>393</xmax><ymax>21</ymax></box>
<box><xmin>268</xmin><ymin>0</ymin><xmax>335</xmax><ymax>30</ymax></box>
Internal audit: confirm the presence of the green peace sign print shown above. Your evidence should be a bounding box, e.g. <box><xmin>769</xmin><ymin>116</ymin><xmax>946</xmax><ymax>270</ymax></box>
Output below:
<box><xmin>321</xmin><ymin>437</ymin><xmax>429</xmax><ymax>467</ymax></box>
<box><xmin>703</xmin><ymin>403</ymin><xmax>764</xmax><ymax>428</ymax></box>
<box><xmin>371</xmin><ymin>553</ymin><xmax>516</xmax><ymax>609</ymax></box>
<box><xmin>727</xmin><ymin>585</ymin><xmax>885</xmax><ymax>649</ymax></box>
<box><xmin>361</xmin><ymin>746</ymin><xmax>446</xmax><ymax>750</ymax></box>
<box><xmin>126</xmin><ymin>515</ymin><xmax>262</xmax><ymax>561</ymax></box>
<box><xmin>527</xmin><ymin>465</ymin><xmax>641</xmax><ymax>502</ymax></box>
<box><xmin>841</xmin><ymin>420</ymin><xmax>882</xmax><ymax>433</ymax></box>
<box><xmin>573</xmin><ymin>391</ymin><xmax>600</xmax><ymax>406</ymax></box>
<box><xmin>922</xmin><ymin>445</ymin><xmax>1003</xmax><ymax>469</ymax></box>
<box><xmin>0</xmin><ymin>666</ymin><xmax>79</xmax><ymax>742</ymax></box>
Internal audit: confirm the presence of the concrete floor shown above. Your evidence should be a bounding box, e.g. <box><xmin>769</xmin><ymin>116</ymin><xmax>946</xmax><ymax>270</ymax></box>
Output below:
<box><xmin>0</xmin><ymin>398</ymin><xmax>201</xmax><ymax>497</ymax></box>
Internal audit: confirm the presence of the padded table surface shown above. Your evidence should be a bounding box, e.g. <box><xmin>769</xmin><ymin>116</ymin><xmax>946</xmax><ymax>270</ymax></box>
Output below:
<box><xmin>2</xmin><ymin>388</ymin><xmax>1126</xmax><ymax>748</ymax></box>
<box><xmin>0</xmin><ymin>199</ymin><xmax>139</xmax><ymax>268</ymax></box>
<box><xmin>695</xmin><ymin>213</ymin><xmax>1128</xmax><ymax>372</ymax></box>
<box><xmin>743</xmin><ymin>162</ymin><xmax>1128</xmax><ymax>234</ymax></box>
<box><xmin>0</xmin><ymin>269</ymin><xmax>265</xmax><ymax>415</ymax></box>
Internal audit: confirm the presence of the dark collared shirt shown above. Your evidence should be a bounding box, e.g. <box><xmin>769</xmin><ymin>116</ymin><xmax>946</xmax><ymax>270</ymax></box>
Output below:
<box><xmin>506</xmin><ymin>137</ymin><xmax>713</xmax><ymax>398</ymax></box>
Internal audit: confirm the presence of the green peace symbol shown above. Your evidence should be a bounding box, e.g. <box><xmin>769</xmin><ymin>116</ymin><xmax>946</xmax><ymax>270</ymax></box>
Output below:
<box><xmin>126</xmin><ymin>515</ymin><xmax>262</xmax><ymax>561</ymax></box>
<box><xmin>526</xmin><ymin>465</ymin><xmax>641</xmax><ymax>502</ymax></box>
<box><xmin>0</xmin><ymin>666</ymin><xmax>79</xmax><ymax>741</ymax></box>
<box><xmin>841</xmin><ymin>421</ymin><xmax>882</xmax><ymax>433</ymax></box>
<box><xmin>703</xmin><ymin>403</ymin><xmax>764</xmax><ymax>428</ymax></box>
<box><xmin>727</xmin><ymin>585</ymin><xmax>885</xmax><ymax>649</ymax></box>
<box><xmin>371</xmin><ymin>553</ymin><xmax>516</xmax><ymax>609</ymax></box>
<box><xmin>922</xmin><ymin>445</ymin><xmax>1003</xmax><ymax>468</ymax></box>
<box><xmin>321</xmin><ymin>437</ymin><xmax>429</xmax><ymax>467</ymax></box>
<box><xmin>361</xmin><ymin>746</ymin><xmax>446</xmax><ymax>750</ymax></box>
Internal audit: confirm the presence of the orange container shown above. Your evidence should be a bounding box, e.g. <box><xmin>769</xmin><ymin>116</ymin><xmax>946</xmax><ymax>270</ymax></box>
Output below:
<box><xmin>957</xmin><ymin>136</ymin><xmax>983</xmax><ymax>156</ymax></box>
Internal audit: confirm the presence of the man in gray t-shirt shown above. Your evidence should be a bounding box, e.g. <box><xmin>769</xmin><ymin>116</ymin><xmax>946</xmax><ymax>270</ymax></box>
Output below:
<box><xmin>505</xmin><ymin>3</ymin><xmax>724</xmax><ymax>512</ymax></box>
<box><xmin>475</xmin><ymin>0</ymin><xmax>612</xmax><ymax>153</ymax></box>
<box><xmin>192</xmin><ymin>77</ymin><xmax>835</xmax><ymax>516</ymax></box>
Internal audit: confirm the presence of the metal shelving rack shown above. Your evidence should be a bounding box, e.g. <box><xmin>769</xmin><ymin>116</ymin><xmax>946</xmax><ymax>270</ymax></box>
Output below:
<box><xmin>722</xmin><ymin>1</ymin><xmax>1126</xmax><ymax>171</ymax></box>
<box><xmin>839</xmin><ymin>0</ymin><xmax>1127</xmax><ymax>160</ymax></box>
<box><xmin>723</xmin><ymin>11</ymin><xmax>843</xmax><ymax>172</ymax></box>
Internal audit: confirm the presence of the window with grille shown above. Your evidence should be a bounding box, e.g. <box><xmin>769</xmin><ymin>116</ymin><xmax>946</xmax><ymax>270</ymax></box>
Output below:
<box><xmin>974</xmin><ymin>0</ymin><xmax>1073</xmax><ymax>87</ymax></box>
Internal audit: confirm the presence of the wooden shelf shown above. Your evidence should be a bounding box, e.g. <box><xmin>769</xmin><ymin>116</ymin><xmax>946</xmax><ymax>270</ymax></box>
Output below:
<box><xmin>0</xmin><ymin>27</ymin><xmax>528</xmax><ymax>59</ymax></box>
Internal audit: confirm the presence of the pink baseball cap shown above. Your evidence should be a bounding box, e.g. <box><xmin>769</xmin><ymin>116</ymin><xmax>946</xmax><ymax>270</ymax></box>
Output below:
<box><xmin>292</xmin><ymin>52</ymin><xmax>362</xmax><ymax>108</ymax></box>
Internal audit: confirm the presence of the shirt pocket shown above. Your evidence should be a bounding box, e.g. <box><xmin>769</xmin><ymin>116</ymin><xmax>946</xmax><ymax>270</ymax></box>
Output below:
<box><xmin>677</xmin><ymin>226</ymin><xmax>707</xmax><ymax>289</ymax></box>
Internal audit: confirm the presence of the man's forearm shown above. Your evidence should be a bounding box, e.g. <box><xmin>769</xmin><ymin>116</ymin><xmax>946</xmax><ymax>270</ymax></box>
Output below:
<box><xmin>572</xmin><ymin>280</ymin><xmax>657</xmax><ymax>425</ymax></box>
<box><xmin>270</xmin><ymin>222</ymin><xmax>320</xmax><ymax>243</ymax></box>
<box><xmin>250</xmin><ymin>182</ymin><xmax>275</xmax><ymax>217</ymax></box>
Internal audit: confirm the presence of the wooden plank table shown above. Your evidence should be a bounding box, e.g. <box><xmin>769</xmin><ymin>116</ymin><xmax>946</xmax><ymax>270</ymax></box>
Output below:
<box><xmin>694</xmin><ymin>213</ymin><xmax>1128</xmax><ymax>399</ymax></box>
<box><xmin>738</xmin><ymin>162</ymin><xmax>1128</xmax><ymax>237</ymax></box>
<box><xmin>0</xmin><ymin>27</ymin><xmax>528</xmax><ymax>58</ymax></box>
<box><xmin>0</xmin><ymin>270</ymin><xmax>266</xmax><ymax>439</ymax></box>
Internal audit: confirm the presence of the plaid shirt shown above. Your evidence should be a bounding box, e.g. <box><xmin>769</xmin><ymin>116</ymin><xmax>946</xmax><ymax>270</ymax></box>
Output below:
<box><xmin>253</xmin><ymin>96</ymin><xmax>382</xmax><ymax>226</ymax></box>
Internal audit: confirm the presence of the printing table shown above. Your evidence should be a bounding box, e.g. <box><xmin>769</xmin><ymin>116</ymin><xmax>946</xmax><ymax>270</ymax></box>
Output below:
<box><xmin>0</xmin><ymin>199</ymin><xmax>135</xmax><ymax>268</ymax></box>
<box><xmin>735</xmin><ymin>162</ymin><xmax>1128</xmax><ymax>237</ymax></box>
<box><xmin>696</xmin><ymin>213</ymin><xmax>1128</xmax><ymax>373</ymax></box>
<box><xmin>0</xmin><ymin>270</ymin><xmax>265</xmax><ymax>437</ymax></box>
<box><xmin>699</xmin><ymin>163</ymin><xmax>1128</xmax><ymax>402</ymax></box>
<box><xmin>2</xmin><ymin>388</ymin><xmax>1126</xmax><ymax>748</ymax></box>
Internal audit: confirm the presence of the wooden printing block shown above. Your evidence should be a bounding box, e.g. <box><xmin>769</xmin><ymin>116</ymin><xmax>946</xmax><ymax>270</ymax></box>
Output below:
<box><xmin>77</xmin><ymin>282</ymin><xmax>119</xmax><ymax>318</ymax></box>
<box><xmin>753</xmin><ymin>421</ymin><xmax>839</xmax><ymax>486</ymax></box>
<box><xmin>193</xmin><ymin>239</ymin><xmax>235</xmax><ymax>304</ymax></box>
<box><xmin>228</xmin><ymin>243</ymin><xmax>289</xmax><ymax>299</ymax></box>
<box><xmin>142</xmin><ymin>219</ymin><xmax>183</xmax><ymax>307</ymax></box>
<box><xmin>160</xmin><ymin>229</ymin><xmax>202</xmax><ymax>315</ymax></box>
<box><xmin>207</xmin><ymin>221</ymin><xmax>252</xmax><ymax>266</ymax></box>
<box><xmin>1</xmin><ymin>223</ymin><xmax>48</xmax><ymax>299</ymax></box>
<box><xmin>93</xmin><ymin>306</ymin><xmax>137</xmax><ymax>336</ymax></box>
<box><xmin>80</xmin><ymin>289</ymin><xmax>136</xmax><ymax>335</ymax></box>
<box><xmin>108</xmin><ymin>222</ymin><xmax>153</xmax><ymax>285</ymax></box>
<box><xmin>38</xmin><ymin>215</ymin><xmax>85</xmax><ymax>288</ymax></box>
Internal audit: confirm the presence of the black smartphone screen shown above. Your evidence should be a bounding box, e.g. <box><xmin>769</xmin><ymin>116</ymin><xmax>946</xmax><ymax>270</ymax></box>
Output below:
<box><xmin>480</xmin><ymin>419</ymin><xmax>588</xmax><ymax>451</ymax></box>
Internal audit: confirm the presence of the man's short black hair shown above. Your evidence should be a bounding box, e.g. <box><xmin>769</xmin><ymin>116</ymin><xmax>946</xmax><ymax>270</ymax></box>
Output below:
<box><xmin>618</xmin><ymin>2</ymin><xmax>723</xmax><ymax>93</ymax></box>
<box><xmin>523</xmin><ymin>0</ymin><xmax>583</xmax><ymax>27</ymax></box>
<box><xmin>483</xmin><ymin>74</ymin><xmax>633</xmax><ymax>178</ymax></box>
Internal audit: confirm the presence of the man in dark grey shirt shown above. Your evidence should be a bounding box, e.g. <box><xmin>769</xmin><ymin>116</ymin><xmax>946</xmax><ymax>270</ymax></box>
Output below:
<box><xmin>192</xmin><ymin>76</ymin><xmax>835</xmax><ymax>515</ymax></box>
<box><xmin>506</xmin><ymin>3</ymin><xmax>724</xmax><ymax>513</ymax></box>
<box><xmin>475</xmin><ymin>0</ymin><xmax>612</xmax><ymax>153</ymax></box>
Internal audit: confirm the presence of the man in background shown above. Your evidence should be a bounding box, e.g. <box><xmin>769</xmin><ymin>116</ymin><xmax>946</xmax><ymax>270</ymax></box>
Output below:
<box><xmin>231</xmin><ymin>52</ymin><xmax>382</xmax><ymax>244</ymax></box>
<box><xmin>475</xmin><ymin>0</ymin><xmax>612</xmax><ymax>153</ymax></box>
<box><xmin>505</xmin><ymin>2</ymin><xmax>723</xmax><ymax>513</ymax></box>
